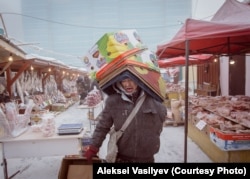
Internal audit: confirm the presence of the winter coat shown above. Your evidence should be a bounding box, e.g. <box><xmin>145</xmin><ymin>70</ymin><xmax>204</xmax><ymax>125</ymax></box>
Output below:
<box><xmin>91</xmin><ymin>91</ymin><xmax>167</xmax><ymax>161</ymax></box>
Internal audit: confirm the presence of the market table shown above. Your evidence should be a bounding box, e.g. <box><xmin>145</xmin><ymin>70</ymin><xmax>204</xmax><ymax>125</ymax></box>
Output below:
<box><xmin>0</xmin><ymin>127</ymin><xmax>86</xmax><ymax>179</ymax></box>
<box><xmin>77</xmin><ymin>101</ymin><xmax>104</xmax><ymax>131</ymax></box>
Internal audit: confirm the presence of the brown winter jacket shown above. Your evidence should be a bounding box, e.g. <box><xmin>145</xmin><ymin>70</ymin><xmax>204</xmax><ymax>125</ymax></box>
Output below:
<box><xmin>91</xmin><ymin>91</ymin><xmax>167</xmax><ymax>162</ymax></box>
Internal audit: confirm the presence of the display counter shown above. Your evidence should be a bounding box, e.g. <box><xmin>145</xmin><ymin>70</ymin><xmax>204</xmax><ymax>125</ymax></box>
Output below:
<box><xmin>0</xmin><ymin>127</ymin><xmax>85</xmax><ymax>179</ymax></box>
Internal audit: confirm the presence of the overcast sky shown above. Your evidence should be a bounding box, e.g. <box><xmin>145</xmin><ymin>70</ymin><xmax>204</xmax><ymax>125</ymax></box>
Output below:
<box><xmin>0</xmin><ymin>0</ymin><xmax>227</xmax><ymax>68</ymax></box>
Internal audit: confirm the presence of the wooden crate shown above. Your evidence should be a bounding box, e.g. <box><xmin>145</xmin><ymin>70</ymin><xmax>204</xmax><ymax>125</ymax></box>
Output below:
<box><xmin>167</xmin><ymin>92</ymin><xmax>179</xmax><ymax>100</ymax></box>
<box><xmin>179</xmin><ymin>92</ymin><xmax>185</xmax><ymax>100</ymax></box>
<box><xmin>58</xmin><ymin>155</ymin><xmax>101</xmax><ymax>179</ymax></box>
<box><xmin>51</xmin><ymin>103</ymin><xmax>66</xmax><ymax>112</ymax></box>
<box><xmin>163</xmin><ymin>99</ymin><xmax>170</xmax><ymax>108</ymax></box>
<box><xmin>166</xmin><ymin>92</ymin><xmax>185</xmax><ymax>100</ymax></box>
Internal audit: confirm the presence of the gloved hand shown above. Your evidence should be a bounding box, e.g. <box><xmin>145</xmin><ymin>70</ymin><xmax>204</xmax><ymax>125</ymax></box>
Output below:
<box><xmin>84</xmin><ymin>145</ymin><xmax>99</xmax><ymax>161</ymax></box>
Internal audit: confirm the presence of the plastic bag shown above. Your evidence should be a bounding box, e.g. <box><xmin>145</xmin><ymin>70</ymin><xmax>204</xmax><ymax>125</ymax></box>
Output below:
<box><xmin>5</xmin><ymin>102</ymin><xmax>29</xmax><ymax>137</ymax></box>
<box><xmin>0</xmin><ymin>107</ymin><xmax>11</xmax><ymax>139</ymax></box>
<box><xmin>40</xmin><ymin>117</ymin><xmax>55</xmax><ymax>137</ymax></box>
<box><xmin>4</xmin><ymin>99</ymin><xmax>35</xmax><ymax>138</ymax></box>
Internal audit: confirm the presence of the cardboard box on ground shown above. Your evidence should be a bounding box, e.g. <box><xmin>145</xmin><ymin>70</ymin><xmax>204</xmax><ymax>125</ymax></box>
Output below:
<box><xmin>58</xmin><ymin>155</ymin><xmax>101</xmax><ymax>179</ymax></box>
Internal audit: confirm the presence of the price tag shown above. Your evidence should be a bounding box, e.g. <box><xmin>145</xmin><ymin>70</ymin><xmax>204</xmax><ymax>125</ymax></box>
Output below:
<box><xmin>231</xmin><ymin>97</ymin><xmax>238</xmax><ymax>101</ymax></box>
<box><xmin>195</xmin><ymin>120</ymin><xmax>207</xmax><ymax>130</ymax></box>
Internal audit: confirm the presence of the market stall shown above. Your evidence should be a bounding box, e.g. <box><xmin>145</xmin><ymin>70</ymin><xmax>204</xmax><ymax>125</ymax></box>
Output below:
<box><xmin>156</xmin><ymin>0</ymin><xmax>250</xmax><ymax>162</ymax></box>
<box><xmin>158</xmin><ymin>54</ymin><xmax>218</xmax><ymax>126</ymax></box>
<box><xmin>0</xmin><ymin>37</ymin><xmax>89</xmax><ymax>131</ymax></box>
<box><xmin>0</xmin><ymin>35</ymin><xmax>91</xmax><ymax>178</ymax></box>
<box><xmin>188</xmin><ymin>95</ymin><xmax>250</xmax><ymax>162</ymax></box>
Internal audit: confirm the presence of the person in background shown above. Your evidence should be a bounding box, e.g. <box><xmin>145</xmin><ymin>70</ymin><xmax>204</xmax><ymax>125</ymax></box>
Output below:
<box><xmin>0</xmin><ymin>84</ymin><xmax>10</xmax><ymax>103</ymax></box>
<box><xmin>76</xmin><ymin>76</ymin><xmax>91</xmax><ymax>105</ymax></box>
<box><xmin>84</xmin><ymin>75</ymin><xmax>167</xmax><ymax>163</ymax></box>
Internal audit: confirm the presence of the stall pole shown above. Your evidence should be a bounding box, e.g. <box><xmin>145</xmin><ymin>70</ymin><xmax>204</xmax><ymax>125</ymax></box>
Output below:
<box><xmin>184</xmin><ymin>40</ymin><xmax>190</xmax><ymax>163</ymax></box>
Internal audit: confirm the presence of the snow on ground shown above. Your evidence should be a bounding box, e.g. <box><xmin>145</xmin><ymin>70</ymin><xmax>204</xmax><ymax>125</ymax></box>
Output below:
<box><xmin>0</xmin><ymin>102</ymin><xmax>211</xmax><ymax>179</ymax></box>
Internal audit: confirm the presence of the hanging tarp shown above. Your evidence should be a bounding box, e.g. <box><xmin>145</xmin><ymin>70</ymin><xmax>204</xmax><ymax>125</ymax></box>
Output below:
<box><xmin>157</xmin><ymin>54</ymin><xmax>213</xmax><ymax>68</ymax></box>
<box><xmin>156</xmin><ymin>0</ymin><xmax>250</xmax><ymax>59</ymax></box>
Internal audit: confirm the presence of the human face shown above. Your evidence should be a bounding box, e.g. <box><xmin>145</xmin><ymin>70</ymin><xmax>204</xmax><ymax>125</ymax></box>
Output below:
<box><xmin>120</xmin><ymin>78</ymin><xmax>138</xmax><ymax>94</ymax></box>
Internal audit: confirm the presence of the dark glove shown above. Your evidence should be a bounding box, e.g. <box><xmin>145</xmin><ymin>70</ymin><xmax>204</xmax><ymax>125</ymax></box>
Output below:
<box><xmin>84</xmin><ymin>145</ymin><xmax>99</xmax><ymax>161</ymax></box>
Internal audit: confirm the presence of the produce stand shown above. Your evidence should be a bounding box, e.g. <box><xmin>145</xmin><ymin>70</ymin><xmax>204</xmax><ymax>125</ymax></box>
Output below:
<box><xmin>156</xmin><ymin>0</ymin><xmax>250</xmax><ymax>162</ymax></box>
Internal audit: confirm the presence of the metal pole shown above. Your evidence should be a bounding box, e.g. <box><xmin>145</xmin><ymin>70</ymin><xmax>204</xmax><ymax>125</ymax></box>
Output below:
<box><xmin>184</xmin><ymin>40</ymin><xmax>189</xmax><ymax>163</ymax></box>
